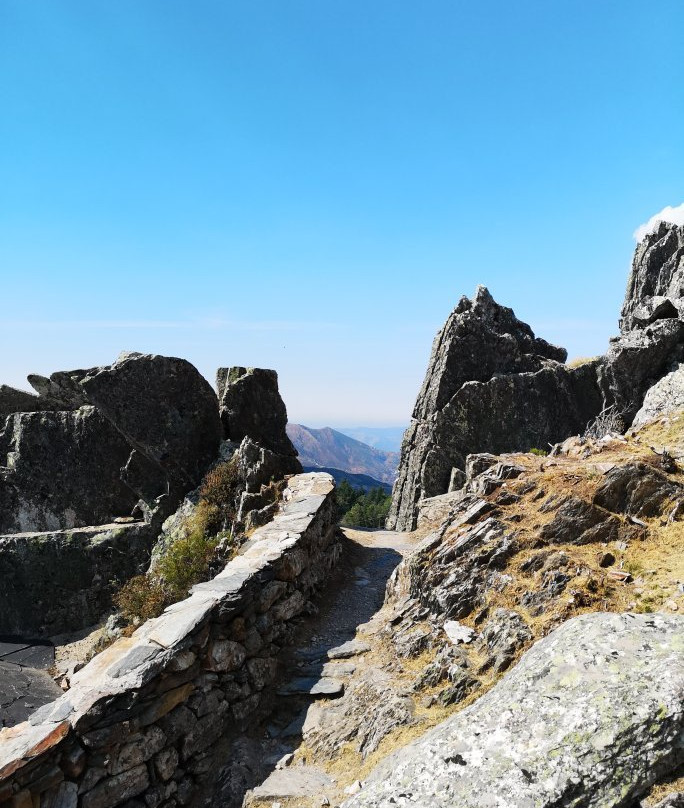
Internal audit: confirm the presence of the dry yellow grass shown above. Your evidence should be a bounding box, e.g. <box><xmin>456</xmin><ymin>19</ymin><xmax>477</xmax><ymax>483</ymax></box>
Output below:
<box><xmin>271</xmin><ymin>414</ymin><xmax>684</xmax><ymax>806</ymax></box>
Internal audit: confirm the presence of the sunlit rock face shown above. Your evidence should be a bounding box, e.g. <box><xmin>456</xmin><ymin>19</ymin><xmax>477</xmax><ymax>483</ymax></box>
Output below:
<box><xmin>343</xmin><ymin>612</ymin><xmax>684</xmax><ymax>808</ymax></box>
<box><xmin>389</xmin><ymin>227</ymin><xmax>684</xmax><ymax>532</ymax></box>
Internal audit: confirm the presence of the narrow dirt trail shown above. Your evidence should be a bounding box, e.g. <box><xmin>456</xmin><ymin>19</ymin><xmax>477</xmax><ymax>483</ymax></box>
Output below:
<box><xmin>208</xmin><ymin>526</ymin><xmax>420</xmax><ymax>808</ymax></box>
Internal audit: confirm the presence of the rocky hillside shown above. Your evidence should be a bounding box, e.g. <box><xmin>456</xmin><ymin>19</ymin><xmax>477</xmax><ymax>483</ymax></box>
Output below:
<box><xmin>389</xmin><ymin>221</ymin><xmax>684</xmax><ymax>531</ymax></box>
<box><xmin>227</xmin><ymin>414</ymin><xmax>684</xmax><ymax>808</ymax></box>
<box><xmin>287</xmin><ymin>424</ymin><xmax>399</xmax><ymax>485</ymax></box>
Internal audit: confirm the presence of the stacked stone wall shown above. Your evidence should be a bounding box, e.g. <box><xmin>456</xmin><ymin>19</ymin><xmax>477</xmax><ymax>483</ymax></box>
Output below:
<box><xmin>0</xmin><ymin>472</ymin><xmax>338</xmax><ymax>808</ymax></box>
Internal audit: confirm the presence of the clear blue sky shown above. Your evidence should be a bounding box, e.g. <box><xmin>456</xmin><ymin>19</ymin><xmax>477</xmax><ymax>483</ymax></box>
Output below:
<box><xmin>1</xmin><ymin>2</ymin><xmax>683</xmax><ymax>425</ymax></box>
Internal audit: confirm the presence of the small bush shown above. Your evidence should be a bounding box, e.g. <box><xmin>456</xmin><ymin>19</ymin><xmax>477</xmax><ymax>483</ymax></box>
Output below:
<box><xmin>529</xmin><ymin>447</ymin><xmax>548</xmax><ymax>457</ymax></box>
<box><xmin>156</xmin><ymin>527</ymin><xmax>219</xmax><ymax>602</ymax></box>
<box><xmin>114</xmin><ymin>459</ymin><xmax>240</xmax><ymax>623</ymax></box>
<box><xmin>114</xmin><ymin>574</ymin><xmax>167</xmax><ymax>622</ymax></box>
<box><xmin>584</xmin><ymin>404</ymin><xmax>626</xmax><ymax>441</ymax></box>
<box><xmin>196</xmin><ymin>459</ymin><xmax>240</xmax><ymax>534</ymax></box>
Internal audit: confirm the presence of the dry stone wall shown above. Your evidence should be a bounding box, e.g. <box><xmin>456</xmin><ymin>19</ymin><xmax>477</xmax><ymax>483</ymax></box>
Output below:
<box><xmin>0</xmin><ymin>472</ymin><xmax>338</xmax><ymax>808</ymax></box>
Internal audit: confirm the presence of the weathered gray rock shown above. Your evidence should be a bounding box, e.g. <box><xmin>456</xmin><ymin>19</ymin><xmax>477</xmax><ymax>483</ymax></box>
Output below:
<box><xmin>621</xmin><ymin>220</ymin><xmax>684</xmax><ymax>332</ymax></box>
<box><xmin>343</xmin><ymin>612</ymin><xmax>684</xmax><ymax>808</ymax></box>
<box><xmin>476</xmin><ymin>607</ymin><xmax>531</xmax><ymax>672</ymax></box>
<box><xmin>387</xmin><ymin>287</ymin><xmax>594</xmax><ymax>530</ymax></box>
<box><xmin>390</xmin><ymin>238</ymin><xmax>684</xmax><ymax>530</ymax></box>
<box><xmin>539</xmin><ymin>496</ymin><xmax>622</xmax><ymax>545</ymax></box>
<box><xmin>78</xmin><ymin>352</ymin><xmax>222</xmax><ymax>489</ymax></box>
<box><xmin>633</xmin><ymin>362</ymin><xmax>684</xmax><ymax>425</ymax></box>
<box><xmin>0</xmin><ymin>407</ymin><xmax>139</xmax><ymax>533</ymax></box>
<box><xmin>305</xmin><ymin>670</ymin><xmax>415</xmax><ymax>760</ymax></box>
<box><xmin>0</xmin><ymin>661</ymin><xmax>62</xmax><ymax>728</ymax></box>
<box><xmin>593</xmin><ymin>462</ymin><xmax>681</xmax><ymax>518</ymax></box>
<box><xmin>0</xmin><ymin>521</ymin><xmax>155</xmax><ymax>636</ymax></box>
<box><xmin>0</xmin><ymin>385</ymin><xmax>41</xmax><ymax>417</ymax></box>
<box><xmin>400</xmin><ymin>515</ymin><xmax>518</xmax><ymax>620</ymax></box>
<box><xmin>216</xmin><ymin>366</ymin><xmax>298</xmax><ymax>457</ymax></box>
<box><xmin>250</xmin><ymin>766</ymin><xmax>335</xmax><ymax>800</ymax></box>
<box><xmin>2</xmin><ymin>353</ymin><xmax>223</xmax><ymax>536</ymax></box>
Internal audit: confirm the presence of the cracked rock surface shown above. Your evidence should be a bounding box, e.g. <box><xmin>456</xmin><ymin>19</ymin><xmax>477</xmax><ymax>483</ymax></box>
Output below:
<box><xmin>343</xmin><ymin>612</ymin><xmax>684</xmax><ymax>808</ymax></box>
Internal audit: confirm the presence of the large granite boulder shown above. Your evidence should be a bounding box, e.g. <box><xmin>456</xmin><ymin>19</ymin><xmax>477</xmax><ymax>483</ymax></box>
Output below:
<box><xmin>633</xmin><ymin>362</ymin><xmax>684</xmax><ymax>425</ymax></box>
<box><xmin>621</xmin><ymin>220</ymin><xmax>684</xmax><ymax>331</ymax></box>
<box><xmin>78</xmin><ymin>352</ymin><xmax>222</xmax><ymax>489</ymax></box>
<box><xmin>1</xmin><ymin>353</ymin><xmax>223</xmax><ymax>534</ymax></box>
<box><xmin>216</xmin><ymin>366</ymin><xmax>298</xmax><ymax>457</ymax></box>
<box><xmin>0</xmin><ymin>407</ymin><xmax>139</xmax><ymax>533</ymax></box>
<box><xmin>343</xmin><ymin>612</ymin><xmax>684</xmax><ymax>808</ymax></box>
<box><xmin>28</xmin><ymin>352</ymin><xmax>223</xmax><ymax>489</ymax></box>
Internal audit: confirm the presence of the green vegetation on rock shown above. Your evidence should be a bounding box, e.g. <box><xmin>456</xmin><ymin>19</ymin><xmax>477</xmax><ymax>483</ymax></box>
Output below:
<box><xmin>114</xmin><ymin>459</ymin><xmax>241</xmax><ymax>622</ymax></box>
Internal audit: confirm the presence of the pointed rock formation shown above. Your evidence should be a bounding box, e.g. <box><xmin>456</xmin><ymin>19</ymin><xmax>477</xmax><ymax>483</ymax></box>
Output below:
<box><xmin>621</xmin><ymin>220</ymin><xmax>684</xmax><ymax>331</ymax></box>
<box><xmin>388</xmin><ymin>288</ymin><xmax>593</xmax><ymax>531</ymax></box>
<box><xmin>216</xmin><ymin>366</ymin><xmax>298</xmax><ymax>458</ymax></box>
<box><xmin>389</xmin><ymin>224</ymin><xmax>684</xmax><ymax>531</ymax></box>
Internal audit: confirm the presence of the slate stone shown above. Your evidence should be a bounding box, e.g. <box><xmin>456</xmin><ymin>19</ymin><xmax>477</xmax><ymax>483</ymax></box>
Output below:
<box><xmin>539</xmin><ymin>496</ymin><xmax>622</xmax><ymax>545</ymax></box>
<box><xmin>277</xmin><ymin>677</ymin><xmax>344</xmax><ymax>697</ymax></box>
<box><xmin>327</xmin><ymin>640</ymin><xmax>371</xmax><ymax>660</ymax></box>
<box><xmin>593</xmin><ymin>462</ymin><xmax>681</xmax><ymax>518</ymax></box>
<box><xmin>250</xmin><ymin>766</ymin><xmax>335</xmax><ymax>799</ymax></box>
<box><xmin>0</xmin><ymin>661</ymin><xmax>62</xmax><ymax>728</ymax></box>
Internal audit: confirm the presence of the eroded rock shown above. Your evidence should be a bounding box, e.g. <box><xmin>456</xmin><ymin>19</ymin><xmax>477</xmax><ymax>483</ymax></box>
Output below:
<box><xmin>217</xmin><ymin>367</ymin><xmax>298</xmax><ymax>457</ymax></box>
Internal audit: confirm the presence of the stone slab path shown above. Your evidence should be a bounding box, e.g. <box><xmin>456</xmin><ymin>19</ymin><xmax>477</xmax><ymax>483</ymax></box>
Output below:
<box><xmin>205</xmin><ymin>526</ymin><xmax>419</xmax><ymax>808</ymax></box>
<box><xmin>0</xmin><ymin>637</ymin><xmax>61</xmax><ymax>728</ymax></box>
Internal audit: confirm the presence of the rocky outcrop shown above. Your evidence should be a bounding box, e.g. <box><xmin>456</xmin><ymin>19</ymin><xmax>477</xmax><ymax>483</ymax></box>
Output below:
<box><xmin>1</xmin><ymin>353</ymin><xmax>222</xmax><ymax>535</ymax></box>
<box><xmin>389</xmin><ymin>225</ymin><xmax>684</xmax><ymax>530</ymax></box>
<box><xmin>388</xmin><ymin>288</ymin><xmax>594</xmax><ymax>530</ymax></box>
<box><xmin>0</xmin><ymin>522</ymin><xmax>156</xmax><ymax>635</ymax></box>
<box><xmin>0</xmin><ymin>407</ymin><xmax>139</xmax><ymax>533</ymax></box>
<box><xmin>633</xmin><ymin>362</ymin><xmax>684</xmax><ymax>425</ymax></box>
<box><xmin>343</xmin><ymin>612</ymin><xmax>684</xmax><ymax>808</ymax></box>
<box><xmin>1</xmin><ymin>355</ymin><xmax>304</xmax><ymax>635</ymax></box>
<box><xmin>78</xmin><ymin>352</ymin><xmax>222</xmax><ymax>491</ymax></box>
<box><xmin>621</xmin><ymin>220</ymin><xmax>684</xmax><ymax>331</ymax></box>
<box><xmin>217</xmin><ymin>367</ymin><xmax>298</xmax><ymax>458</ymax></box>
<box><xmin>0</xmin><ymin>387</ymin><xmax>40</xmax><ymax>418</ymax></box>
<box><xmin>215</xmin><ymin>367</ymin><xmax>302</xmax><ymax>524</ymax></box>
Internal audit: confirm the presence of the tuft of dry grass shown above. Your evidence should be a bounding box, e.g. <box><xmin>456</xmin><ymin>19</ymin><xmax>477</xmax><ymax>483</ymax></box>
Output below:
<box><xmin>567</xmin><ymin>356</ymin><xmax>598</xmax><ymax>368</ymax></box>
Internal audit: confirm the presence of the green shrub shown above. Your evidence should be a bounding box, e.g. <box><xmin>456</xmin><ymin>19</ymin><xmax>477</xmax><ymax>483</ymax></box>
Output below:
<box><xmin>195</xmin><ymin>459</ymin><xmax>240</xmax><ymax>534</ymax></box>
<box><xmin>114</xmin><ymin>574</ymin><xmax>167</xmax><ymax>622</ymax></box>
<box><xmin>529</xmin><ymin>447</ymin><xmax>548</xmax><ymax>457</ymax></box>
<box><xmin>114</xmin><ymin>459</ymin><xmax>240</xmax><ymax>622</ymax></box>
<box><xmin>156</xmin><ymin>527</ymin><xmax>219</xmax><ymax>602</ymax></box>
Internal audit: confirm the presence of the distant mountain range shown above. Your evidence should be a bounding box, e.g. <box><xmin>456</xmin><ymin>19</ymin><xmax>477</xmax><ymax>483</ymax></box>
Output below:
<box><xmin>334</xmin><ymin>426</ymin><xmax>406</xmax><ymax>453</ymax></box>
<box><xmin>287</xmin><ymin>424</ymin><xmax>400</xmax><ymax>485</ymax></box>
